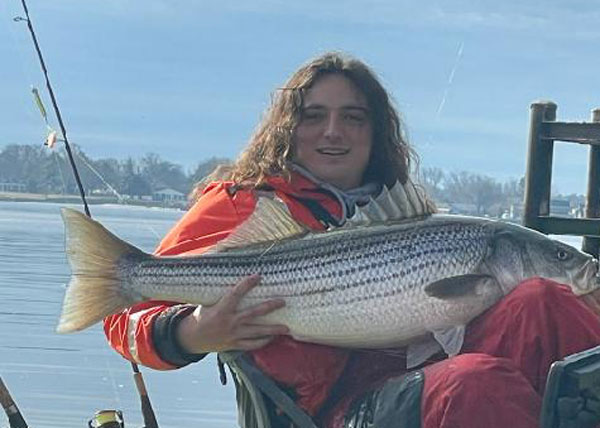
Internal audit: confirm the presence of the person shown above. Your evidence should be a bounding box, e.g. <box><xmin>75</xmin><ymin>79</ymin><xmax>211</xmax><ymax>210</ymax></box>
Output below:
<box><xmin>104</xmin><ymin>52</ymin><xmax>600</xmax><ymax>428</ymax></box>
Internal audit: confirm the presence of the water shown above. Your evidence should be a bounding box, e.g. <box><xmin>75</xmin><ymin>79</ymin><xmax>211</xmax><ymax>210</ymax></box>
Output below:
<box><xmin>0</xmin><ymin>201</ymin><xmax>237</xmax><ymax>428</ymax></box>
<box><xmin>0</xmin><ymin>201</ymin><xmax>588</xmax><ymax>428</ymax></box>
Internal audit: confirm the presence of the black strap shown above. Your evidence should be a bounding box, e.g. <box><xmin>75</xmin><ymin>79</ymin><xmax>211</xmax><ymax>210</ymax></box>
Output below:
<box><xmin>235</xmin><ymin>354</ymin><xmax>319</xmax><ymax>428</ymax></box>
<box><xmin>253</xmin><ymin>183</ymin><xmax>342</xmax><ymax>229</ymax></box>
<box><xmin>291</xmin><ymin>195</ymin><xmax>343</xmax><ymax>228</ymax></box>
<box><xmin>222</xmin><ymin>352</ymin><xmax>319</xmax><ymax>428</ymax></box>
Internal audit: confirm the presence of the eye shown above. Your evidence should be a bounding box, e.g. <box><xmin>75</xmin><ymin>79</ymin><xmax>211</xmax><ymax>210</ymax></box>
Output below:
<box><xmin>300</xmin><ymin>109</ymin><xmax>325</xmax><ymax>124</ymax></box>
<box><xmin>556</xmin><ymin>249</ymin><xmax>571</xmax><ymax>261</ymax></box>
<box><xmin>343</xmin><ymin>112</ymin><xmax>367</xmax><ymax>125</ymax></box>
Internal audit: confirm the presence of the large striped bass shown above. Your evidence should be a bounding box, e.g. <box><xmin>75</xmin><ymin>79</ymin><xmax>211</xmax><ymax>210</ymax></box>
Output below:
<box><xmin>57</xmin><ymin>182</ymin><xmax>600</xmax><ymax>362</ymax></box>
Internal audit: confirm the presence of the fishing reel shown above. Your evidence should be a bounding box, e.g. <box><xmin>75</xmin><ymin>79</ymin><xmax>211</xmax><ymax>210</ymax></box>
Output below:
<box><xmin>88</xmin><ymin>410</ymin><xmax>124</xmax><ymax>428</ymax></box>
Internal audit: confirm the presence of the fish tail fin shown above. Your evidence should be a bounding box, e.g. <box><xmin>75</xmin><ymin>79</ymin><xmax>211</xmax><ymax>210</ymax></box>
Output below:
<box><xmin>57</xmin><ymin>208</ymin><xmax>146</xmax><ymax>333</ymax></box>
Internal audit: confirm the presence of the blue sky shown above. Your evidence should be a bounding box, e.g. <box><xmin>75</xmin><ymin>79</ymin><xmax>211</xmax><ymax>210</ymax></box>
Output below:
<box><xmin>1</xmin><ymin>0</ymin><xmax>599</xmax><ymax>194</ymax></box>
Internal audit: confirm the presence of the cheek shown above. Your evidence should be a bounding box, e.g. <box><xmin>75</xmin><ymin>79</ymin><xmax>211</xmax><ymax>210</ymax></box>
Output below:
<box><xmin>293</xmin><ymin>126</ymin><xmax>320</xmax><ymax>153</ymax></box>
<box><xmin>291</xmin><ymin>134</ymin><xmax>311</xmax><ymax>163</ymax></box>
<box><xmin>357</xmin><ymin>138</ymin><xmax>373</xmax><ymax>166</ymax></box>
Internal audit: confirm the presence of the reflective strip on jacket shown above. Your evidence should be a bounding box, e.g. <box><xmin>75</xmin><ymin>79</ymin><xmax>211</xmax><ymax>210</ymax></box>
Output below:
<box><xmin>103</xmin><ymin>171</ymin><xmax>358</xmax><ymax>418</ymax></box>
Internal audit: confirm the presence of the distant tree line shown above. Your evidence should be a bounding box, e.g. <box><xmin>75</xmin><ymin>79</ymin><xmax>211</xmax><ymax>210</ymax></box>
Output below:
<box><xmin>420</xmin><ymin>167</ymin><xmax>525</xmax><ymax>217</ymax></box>
<box><xmin>0</xmin><ymin>144</ymin><xmax>582</xmax><ymax>217</ymax></box>
<box><xmin>0</xmin><ymin>144</ymin><xmax>229</xmax><ymax>198</ymax></box>
<box><xmin>420</xmin><ymin>167</ymin><xmax>584</xmax><ymax>218</ymax></box>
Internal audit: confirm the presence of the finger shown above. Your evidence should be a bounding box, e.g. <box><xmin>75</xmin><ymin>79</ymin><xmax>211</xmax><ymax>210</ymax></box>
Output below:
<box><xmin>236</xmin><ymin>298</ymin><xmax>286</xmax><ymax>321</ymax></box>
<box><xmin>221</xmin><ymin>274</ymin><xmax>261</xmax><ymax>307</ymax></box>
<box><xmin>235</xmin><ymin>336</ymin><xmax>277</xmax><ymax>351</ymax></box>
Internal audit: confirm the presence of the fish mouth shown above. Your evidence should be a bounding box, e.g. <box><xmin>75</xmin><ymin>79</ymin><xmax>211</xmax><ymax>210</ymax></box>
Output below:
<box><xmin>572</xmin><ymin>258</ymin><xmax>600</xmax><ymax>294</ymax></box>
<box><xmin>316</xmin><ymin>147</ymin><xmax>350</xmax><ymax>156</ymax></box>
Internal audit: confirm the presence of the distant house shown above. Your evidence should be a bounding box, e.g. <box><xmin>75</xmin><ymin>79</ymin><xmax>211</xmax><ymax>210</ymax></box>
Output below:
<box><xmin>152</xmin><ymin>188</ymin><xmax>185</xmax><ymax>203</ymax></box>
<box><xmin>0</xmin><ymin>182</ymin><xmax>26</xmax><ymax>192</ymax></box>
<box><xmin>550</xmin><ymin>199</ymin><xmax>571</xmax><ymax>217</ymax></box>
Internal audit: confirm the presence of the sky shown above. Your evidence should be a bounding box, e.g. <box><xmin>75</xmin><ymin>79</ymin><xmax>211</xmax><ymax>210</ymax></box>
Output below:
<box><xmin>1</xmin><ymin>0</ymin><xmax>599</xmax><ymax>194</ymax></box>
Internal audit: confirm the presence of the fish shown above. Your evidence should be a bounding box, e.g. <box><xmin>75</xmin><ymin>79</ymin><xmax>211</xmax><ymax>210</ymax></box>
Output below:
<box><xmin>56</xmin><ymin>181</ymin><xmax>600</xmax><ymax>364</ymax></box>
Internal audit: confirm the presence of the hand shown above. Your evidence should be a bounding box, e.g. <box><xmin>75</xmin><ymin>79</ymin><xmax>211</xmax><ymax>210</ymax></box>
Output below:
<box><xmin>176</xmin><ymin>274</ymin><xmax>289</xmax><ymax>354</ymax></box>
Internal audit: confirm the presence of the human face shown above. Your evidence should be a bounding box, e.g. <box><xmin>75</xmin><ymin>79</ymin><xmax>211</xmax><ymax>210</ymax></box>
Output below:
<box><xmin>292</xmin><ymin>74</ymin><xmax>373</xmax><ymax>190</ymax></box>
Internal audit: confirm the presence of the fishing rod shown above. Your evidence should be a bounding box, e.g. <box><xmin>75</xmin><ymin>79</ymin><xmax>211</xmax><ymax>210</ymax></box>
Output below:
<box><xmin>0</xmin><ymin>377</ymin><xmax>28</xmax><ymax>428</ymax></box>
<box><xmin>14</xmin><ymin>0</ymin><xmax>89</xmax><ymax>216</ymax></box>
<box><xmin>14</xmin><ymin>2</ymin><xmax>159</xmax><ymax>427</ymax></box>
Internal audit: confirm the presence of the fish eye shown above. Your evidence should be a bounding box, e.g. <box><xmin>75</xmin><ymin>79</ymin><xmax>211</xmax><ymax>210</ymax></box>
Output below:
<box><xmin>556</xmin><ymin>249</ymin><xmax>571</xmax><ymax>261</ymax></box>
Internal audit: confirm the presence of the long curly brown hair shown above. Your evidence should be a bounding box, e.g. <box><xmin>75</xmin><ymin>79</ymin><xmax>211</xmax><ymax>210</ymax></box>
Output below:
<box><xmin>192</xmin><ymin>52</ymin><xmax>416</xmax><ymax>199</ymax></box>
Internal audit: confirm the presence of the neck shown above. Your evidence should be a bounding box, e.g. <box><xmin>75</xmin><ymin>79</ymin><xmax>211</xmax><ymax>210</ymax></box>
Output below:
<box><xmin>289</xmin><ymin>163</ymin><xmax>381</xmax><ymax>217</ymax></box>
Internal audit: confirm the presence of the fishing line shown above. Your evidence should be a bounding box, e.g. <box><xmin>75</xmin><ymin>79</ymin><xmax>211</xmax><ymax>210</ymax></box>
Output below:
<box><xmin>30</xmin><ymin>85</ymin><xmax>71</xmax><ymax>194</ymax></box>
<box><xmin>15</xmin><ymin>0</ymin><xmax>90</xmax><ymax>217</ymax></box>
<box><xmin>102</xmin><ymin>356</ymin><xmax>124</xmax><ymax>411</ymax></box>
<box><xmin>3</xmin><ymin>2</ymin><xmax>45</xmax><ymax>135</ymax></box>
<box><xmin>14</xmin><ymin>2</ymin><xmax>159</xmax><ymax>427</ymax></box>
<box><xmin>52</xmin><ymin>150</ymin><xmax>68</xmax><ymax>195</ymax></box>
<box><xmin>70</xmin><ymin>150</ymin><xmax>126</xmax><ymax>202</ymax></box>
<box><xmin>32</xmin><ymin>89</ymin><xmax>163</xmax><ymax>241</ymax></box>
<box><xmin>139</xmin><ymin>222</ymin><xmax>162</xmax><ymax>241</ymax></box>
<box><xmin>32</xmin><ymin>82</ymin><xmax>170</xmax><ymax>240</ymax></box>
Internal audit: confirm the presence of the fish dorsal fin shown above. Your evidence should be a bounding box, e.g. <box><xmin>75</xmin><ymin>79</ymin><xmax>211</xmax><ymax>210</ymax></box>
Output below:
<box><xmin>345</xmin><ymin>178</ymin><xmax>436</xmax><ymax>227</ymax></box>
<box><xmin>211</xmin><ymin>196</ymin><xmax>308</xmax><ymax>253</ymax></box>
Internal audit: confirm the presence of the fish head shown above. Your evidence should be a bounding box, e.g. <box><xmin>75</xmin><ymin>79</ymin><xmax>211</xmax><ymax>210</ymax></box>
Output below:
<box><xmin>492</xmin><ymin>223</ymin><xmax>600</xmax><ymax>296</ymax></box>
<box><xmin>525</xmin><ymin>235</ymin><xmax>599</xmax><ymax>296</ymax></box>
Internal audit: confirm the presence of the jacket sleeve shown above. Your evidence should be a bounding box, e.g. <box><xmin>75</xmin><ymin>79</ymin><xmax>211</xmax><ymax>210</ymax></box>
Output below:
<box><xmin>103</xmin><ymin>182</ymin><xmax>256</xmax><ymax>370</ymax></box>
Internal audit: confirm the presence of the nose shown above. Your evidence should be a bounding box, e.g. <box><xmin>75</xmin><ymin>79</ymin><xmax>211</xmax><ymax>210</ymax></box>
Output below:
<box><xmin>323</xmin><ymin>112</ymin><xmax>343</xmax><ymax>141</ymax></box>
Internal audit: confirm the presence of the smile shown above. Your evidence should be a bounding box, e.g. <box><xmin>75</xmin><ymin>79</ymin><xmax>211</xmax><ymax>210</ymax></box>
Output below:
<box><xmin>316</xmin><ymin>148</ymin><xmax>350</xmax><ymax>156</ymax></box>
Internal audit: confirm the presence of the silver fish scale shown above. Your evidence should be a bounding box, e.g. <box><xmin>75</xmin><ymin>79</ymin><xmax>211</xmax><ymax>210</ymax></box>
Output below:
<box><xmin>59</xmin><ymin>207</ymin><xmax>600</xmax><ymax>344</ymax></box>
<box><xmin>126</xmin><ymin>220</ymin><xmax>492</xmax><ymax>314</ymax></box>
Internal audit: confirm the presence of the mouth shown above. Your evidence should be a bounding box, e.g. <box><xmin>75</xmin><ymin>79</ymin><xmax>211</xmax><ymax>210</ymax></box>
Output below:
<box><xmin>316</xmin><ymin>148</ymin><xmax>350</xmax><ymax>156</ymax></box>
<box><xmin>573</xmin><ymin>258</ymin><xmax>600</xmax><ymax>294</ymax></box>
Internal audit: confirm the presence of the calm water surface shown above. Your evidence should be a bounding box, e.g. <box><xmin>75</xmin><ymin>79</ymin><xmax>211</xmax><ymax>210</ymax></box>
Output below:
<box><xmin>0</xmin><ymin>201</ymin><xmax>237</xmax><ymax>428</ymax></box>
<box><xmin>0</xmin><ymin>201</ymin><xmax>586</xmax><ymax>427</ymax></box>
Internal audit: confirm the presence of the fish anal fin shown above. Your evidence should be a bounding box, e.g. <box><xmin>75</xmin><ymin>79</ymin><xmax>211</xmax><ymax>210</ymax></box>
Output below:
<box><xmin>424</xmin><ymin>274</ymin><xmax>496</xmax><ymax>299</ymax></box>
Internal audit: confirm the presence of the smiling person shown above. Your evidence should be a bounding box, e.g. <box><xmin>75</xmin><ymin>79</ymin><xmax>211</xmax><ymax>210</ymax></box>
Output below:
<box><xmin>292</xmin><ymin>73</ymin><xmax>373</xmax><ymax>190</ymax></box>
<box><xmin>104</xmin><ymin>52</ymin><xmax>600</xmax><ymax>428</ymax></box>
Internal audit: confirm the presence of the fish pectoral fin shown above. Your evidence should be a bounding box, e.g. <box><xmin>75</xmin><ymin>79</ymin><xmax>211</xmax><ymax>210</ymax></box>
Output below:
<box><xmin>432</xmin><ymin>325</ymin><xmax>466</xmax><ymax>357</ymax></box>
<box><xmin>424</xmin><ymin>274</ymin><xmax>496</xmax><ymax>299</ymax></box>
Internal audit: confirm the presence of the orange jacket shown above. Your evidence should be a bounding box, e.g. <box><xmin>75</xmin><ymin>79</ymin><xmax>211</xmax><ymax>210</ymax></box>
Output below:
<box><xmin>103</xmin><ymin>171</ymin><xmax>354</xmax><ymax>415</ymax></box>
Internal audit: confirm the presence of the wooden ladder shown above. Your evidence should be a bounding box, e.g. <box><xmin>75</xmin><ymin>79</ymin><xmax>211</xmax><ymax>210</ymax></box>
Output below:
<box><xmin>523</xmin><ymin>101</ymin><xmax>600</xmax><ymax>257</ymax></box>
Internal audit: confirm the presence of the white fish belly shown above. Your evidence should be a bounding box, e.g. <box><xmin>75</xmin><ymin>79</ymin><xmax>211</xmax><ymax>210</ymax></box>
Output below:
<box><xmin>260</xmin><ymin>278</ymin><xmax>502</xmax><ymax>348</ymax></box>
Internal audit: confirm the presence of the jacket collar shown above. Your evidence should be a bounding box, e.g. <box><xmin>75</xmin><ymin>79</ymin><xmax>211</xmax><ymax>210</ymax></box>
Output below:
<box><xmin>265</xmin><ymin>163</ymin><xmax>381</xmax><ymax>220</ymax></box>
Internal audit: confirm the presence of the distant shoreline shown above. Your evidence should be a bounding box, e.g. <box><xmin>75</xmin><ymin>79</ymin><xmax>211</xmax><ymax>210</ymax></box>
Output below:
<box><xmin>0</xmin><ymin>191</ymin><xmax>186</xmax><ymax>209</ymax></box>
